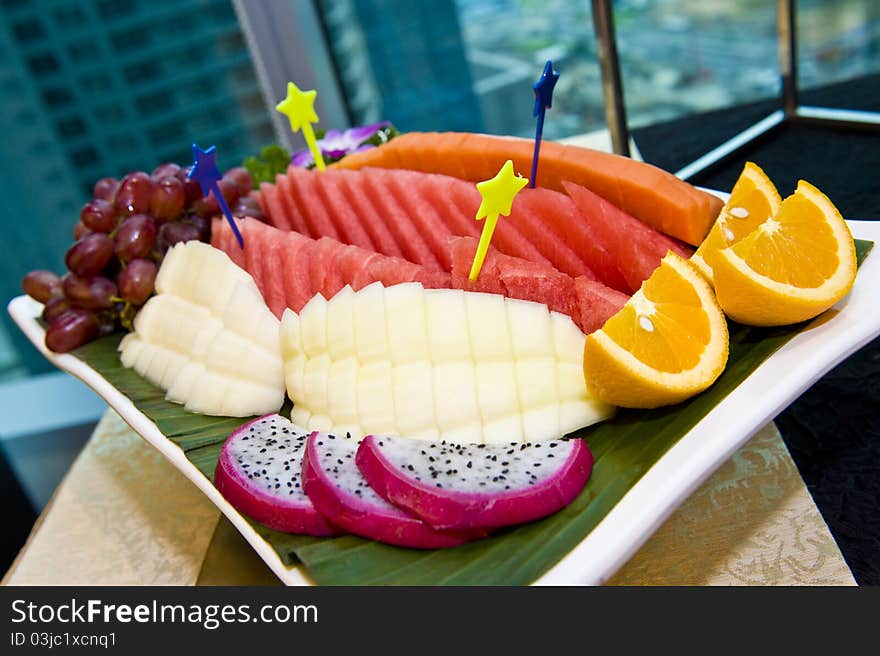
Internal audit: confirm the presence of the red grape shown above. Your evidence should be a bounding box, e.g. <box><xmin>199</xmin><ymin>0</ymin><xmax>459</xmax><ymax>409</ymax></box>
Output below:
<box><xmin>233</xmin><ymin>195</ymin><xmax>260</xmax><ymax>217</ymax></box>
<box><xmin>117</xmin><ymin>258</ymin><xmax>157</xmax><ymax>305</ymax></box>
<box><xmin>80</xmin><ymin>198</ymin><xmax>117</xmax><ymax>233</ymax></box>
<box><xmin>115</xmin><ymin>172</ymin><xmax>154</xmax><ymax>216</ymax></box>
<box><xmin>23</xmin><ymin>270</ymin><xmax>61</xmax><ymax>303</ymax></box>
<box><xmin>192</xmin><ymin>192</ymin><xmax>220</xmax><ymax>217</ymax></box>
<box><xmin>115</xmin><ymin>214</ymin><xmax>157</xmax><ymax>260</ymax></box>
<box><xmin>184</xmin><ymin>213</ymin><xmax>211</xmax><ymax>240</ymax></box>
<box><xmin>93</xmin><ymin>177</ymin><xmax>119</xmax><ymax>201</ymax></box>
<box><xmin>217</xmin><ymin>178</ymin><xmax>241</xmax><ymax>205</ymax></box>
<box><xmin>45</xmin><ymin>309</ymin><xmax>100</xmax><ymax>353</ymax></box>
<box><xmin>73</xmin><ymin>221</ymin><xmax>91</xmax><ymax>240</ymax></box>
<box><xmin>182</xmin><ymin>167</ymin><xmax>204</xmax><ymax>205</ymax></box>
<box><xmin>150</xmin><ymin>176</ymin><xmax>186</xmax><ymax>223</ymax></box>
<box><xmin>42</xmin><ymin>295</ymin><xmax>71</xmax><ymax>323</ymax></box>
<box><xmin>157</xmin><ymin>221</ymin><xmax>201</xmax><ymax>252</ymax></box>
<box><xmin>224</xmin><ymin>167</ymin><xmax>253</xmax><ymax>195</ymax></box>
<box><xmin>63</xmin><ymin>274</ymin><xmax>117</xmax><ymax>311</ymax></box>
<box><xmin>65</xmin><ymin>233</ymin><xmax>114</xmax><ymax>277</ymax></box>
<box><xmin>151</xmin><ymin>162</ymin><xmax>182</xmax><ymax>181</ymax></box>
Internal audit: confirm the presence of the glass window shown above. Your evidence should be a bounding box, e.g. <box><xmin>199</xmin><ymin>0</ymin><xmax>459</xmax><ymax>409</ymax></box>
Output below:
<box><xmin>0</xmin><ymin>0</ymin><xmax>277</xmax><ymax>377</ymax></box>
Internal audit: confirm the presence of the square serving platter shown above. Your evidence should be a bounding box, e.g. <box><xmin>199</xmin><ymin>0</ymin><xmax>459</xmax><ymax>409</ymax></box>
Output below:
<box><xmin>9</xmin><ymin>218</ymin><xmax>880</xmax><ymax>585</ymax></box>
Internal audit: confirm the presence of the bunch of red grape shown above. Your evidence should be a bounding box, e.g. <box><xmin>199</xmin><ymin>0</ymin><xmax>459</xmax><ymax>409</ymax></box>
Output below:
<box><xmin>22</xmin><ymin>162</ymin><xmax>261</xmax><ymax>353</ymax></box>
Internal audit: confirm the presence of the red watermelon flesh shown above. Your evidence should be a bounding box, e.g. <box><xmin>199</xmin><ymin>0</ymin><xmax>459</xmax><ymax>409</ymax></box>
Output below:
<box><xmin>378</xmin><ymin>169</ymin><xmax>455</xmax><ymax>272</ymax></box>
<box><xmin>309</xmin><ymin>237</ymin><xmax>344</xmax><ymax>298</ymax></box>
<box><xmin>276</xmin><ymin>170</ymin><xmax>312</xmax><ymax>236</ymax></box>
<box><xmin>563</xmin><ymin>181</ymin><xmax>692</xmax><ymax>293</ymax></box>
<box><xmin>506</xmin><ymin>189</ymin><xmax>597</xmax><ymax>281</ymax></box>
<box><xmin>573</xmin><ymin>276</ymin><xmax>629</xmax><ymax>335</ymax></box>
<box><xmin>421</xmin><ymin>174</ymin><xmax>481</xmax><ymax>240</ymax></box>
<box><xmin>533</xmin><ymin>184</ymin><xmax>630</xmax><ymax>293</ymax></box>
<box><xmin>449</xmin><ymin>237</ymin><xmax>578</xmax><ymax>318</ymax></box>
<box><xmin>336</xmin><ymin>170</ymin><xmax>405</xmax><ymax>259</ymax></box>
<box><xmin>350</xmin><ymin>252</ymin><xmax>383</xmax><ymax>291</ymax></box>
<box><xmin>282</xmin><ymin>236</ymin><xmax>316</xmax><ymax>313</ymax></box>
<box><xmin>286</xmin><ymin>168</ymin><xmax>341</xmax><ymax>241</ymax></box>
<box><xmin>367</xmin><ymin>254</ymin><xmax>424</xmax><ymax>287</ymax></box>
<box><xmin>256</xmin><ymin>182</ymin><xmax>287</xmax><ymax>230</ymax></box>
<box><xmin>359</xmin><ymin>171</ymin><xmax>441</xmax><ymax>270</ymax></box>
<box><xmin>259</xmin><ymin>233</ymin><xmax>288</xmax><ymax>318</ymax></box>
<box><xmin>313</xmin><ymin>171</ymin><xmax>375</xmax><ymax>251</ymax></box>
<box><xmin>442</xmin><ymin>176</ymin><xmax>552</xmax><ymax>269</ymax></box>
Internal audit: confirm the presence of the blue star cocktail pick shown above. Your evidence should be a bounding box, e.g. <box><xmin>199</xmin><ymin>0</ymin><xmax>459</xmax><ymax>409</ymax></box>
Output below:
<box><xmin>188</xmin><ymin>144</ymin><xmax>244</xmax><ymax>248</ymax></box>
<box><xmin>530</xmin><ymin>60</ymin><xmax>560</xmax><ymax>189</ymax></box>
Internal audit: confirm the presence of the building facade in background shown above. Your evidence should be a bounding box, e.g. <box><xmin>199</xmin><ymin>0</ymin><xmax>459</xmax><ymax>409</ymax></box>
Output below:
<box><xmin>0</xmin><ymin>0</ymin><xmax>273</xmax><ymax>375</ymax></box>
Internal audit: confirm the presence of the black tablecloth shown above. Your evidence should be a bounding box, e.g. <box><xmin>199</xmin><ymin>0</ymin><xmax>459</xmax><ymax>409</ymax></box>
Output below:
<box><xmin>633</xmin><ymin>73</ymin><xmax>880</xmax><ymax>585</ymax></box>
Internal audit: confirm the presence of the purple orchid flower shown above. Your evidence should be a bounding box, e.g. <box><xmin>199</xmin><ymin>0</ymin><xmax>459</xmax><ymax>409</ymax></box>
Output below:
<box><xmin>291</xmin><ymin>121</ymin><xmax>391</xmax><ymax>168</ymax></box>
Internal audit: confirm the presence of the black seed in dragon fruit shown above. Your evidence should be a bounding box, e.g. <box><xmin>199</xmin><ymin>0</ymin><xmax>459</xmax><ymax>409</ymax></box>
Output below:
<box><xmin>301</xmin><ymin>431</ymin><xmax>486</xmax><ymax>549</ymax></box>
<box><xmin>356</xmin><ymin>434</ymin><xmax>594</xmax><ymax>531</ymax></box>
<box><xmin>214</xmin><ymin>414</ymin><xmax>342</xmax><ymax>536</ymax></box>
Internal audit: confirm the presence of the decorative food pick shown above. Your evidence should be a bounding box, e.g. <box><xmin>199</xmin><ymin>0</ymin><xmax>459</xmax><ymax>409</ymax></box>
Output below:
<box><xmin>530</xmin><ymin>60</ymin><xmax>560</xmax><ymax>189</ymax></box>
<box><xmin>188</xmin><ymin>144</ymin><xmax>244</xmax><ymax>248</ymax></box>
<box><xmin>276</xmin><ymin>81</ymin><xmax>326</xmax><ymax>171</ymax></box>
<box><xmin>469</xmin><ymin>159</ymin><xmax>529</xmax><ymax>281</ymax></box>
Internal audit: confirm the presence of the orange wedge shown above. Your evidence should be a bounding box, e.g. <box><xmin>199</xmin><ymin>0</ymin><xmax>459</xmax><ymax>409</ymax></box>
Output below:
<box><xmin>692</xmin><ymin>162</ymin><xmax>782</xmax><ymax>281</ymax></box>
<box><xmin>711</xmin><ymin>180</ymin><xmax>857</xmax><ymax>326</ymax></box>
<box><xmin>583</xmin><ymin>252</ymin><xmax>729</xmax><ymax>409</ymax></box>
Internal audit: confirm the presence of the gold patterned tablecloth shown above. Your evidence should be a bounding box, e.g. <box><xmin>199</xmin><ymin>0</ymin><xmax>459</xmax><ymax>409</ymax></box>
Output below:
<box><xmin>2</xmin><ymin>410</ymin><xmax>855</xmax><ymax>586</ymax></box>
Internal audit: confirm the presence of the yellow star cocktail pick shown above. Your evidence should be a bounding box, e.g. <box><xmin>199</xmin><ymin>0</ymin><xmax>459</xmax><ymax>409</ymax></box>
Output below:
<box><xmin>469</xmin><ymin>160</ymin><xmax>529</xmax><ymax>281</ymax></box>
<box><xmin>276</xmin><ymin>81</ymin><xmax>326</xmax><ymax>171</ymax></box>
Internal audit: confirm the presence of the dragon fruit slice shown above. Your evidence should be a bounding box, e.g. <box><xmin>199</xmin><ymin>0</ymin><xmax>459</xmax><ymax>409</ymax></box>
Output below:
<box><xmin>302</xmin><ymin>431</ymin><xmax>485</xmax><ymax>548</ymax></box>
<box><xmin>214</xmin><ymin>414</ymin><xmax>342</xmax><ymax>536</ymax></box>
<box><xmin>356</xmin><ymin>434</ymin><xmax>593</xmax><ymax>531</ymax></box>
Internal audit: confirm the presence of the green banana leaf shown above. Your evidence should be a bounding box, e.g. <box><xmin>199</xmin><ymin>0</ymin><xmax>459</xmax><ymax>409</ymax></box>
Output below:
<box><xmin>71</xmin><ymin>240</ymin><xmax>874</xmax><ymax>585</ymax></box>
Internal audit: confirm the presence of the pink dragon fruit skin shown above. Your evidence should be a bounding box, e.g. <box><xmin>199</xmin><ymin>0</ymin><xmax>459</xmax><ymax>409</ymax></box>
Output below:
<box><xmin>356</xmin><ymin>434</ymin><xmax>594</xmax><ymax>531</ymax></box>
<box><xmin>301</xmin><ymin>431</ymin><xmax>485</xmax><ymax>549</ymax></box>
<box><xmin>214</xmin><ymin>414</ymin><xmax>342</xmax><ymax>536</ymax></box>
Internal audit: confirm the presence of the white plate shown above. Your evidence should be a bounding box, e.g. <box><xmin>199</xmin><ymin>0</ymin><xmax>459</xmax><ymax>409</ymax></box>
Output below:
<box><xmin>9</xmin><ymin>220</ymin><xmax>880</xmax><ymax>585</ymax></box>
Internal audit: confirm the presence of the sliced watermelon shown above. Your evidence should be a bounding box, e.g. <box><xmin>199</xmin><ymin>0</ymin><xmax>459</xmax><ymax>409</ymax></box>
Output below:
<box><xmin>507</xmin><ymin>189</ymin><xmax>597</xmax><ymax>280</ymax></box>
<box><xmin>573</xmin><ymin>276</ymin><xmax>629</xmax><ymax>335</ymax></box>
<box><xmin>282</xmin><ymin>235</ymin><xmax>315</xmax><ymax>313</ymax></box>
<box><xmin>449</xmin><ymin>237</ymin><xmax>577</xmax><ymax>318</ymax></box>
<box><xmin>380</xmin><ymin>169</ymin><xmax>455</xmax><ymax>272</ymax></box>
<box><xmin>314</xmin><ymin>172</ymin><xmax>375</xmax><ymax>251</ymax></box>
<box><xmin>286</xmin><ymin>167</ymin><xmax>341</xmax><ymax>241</ymax></box>
<box><xmin>336</xmin><ymin>170</ymin><xmax>405</xmax><ymax>259</ymax></box>
<box><xmin>563</xmin><ymin>181</ymin><xmax>693</xmax><ymax>293</ymax></box>
<box><xmin>258</xmin><ymin>181</ymin><xmax>292</xmax><ymax>232</ymax></box>
<box><xmin>276</xmin><ymin>170</ymin><xmax>313</xmax><ymax>236</ymax></box>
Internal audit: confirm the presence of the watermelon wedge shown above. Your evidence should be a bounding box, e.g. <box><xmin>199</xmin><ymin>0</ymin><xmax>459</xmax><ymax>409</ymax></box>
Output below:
<box><xmin>563</xmin><ymin>181</ymin><xmax>693</xmax><ymax>293</ymax></box>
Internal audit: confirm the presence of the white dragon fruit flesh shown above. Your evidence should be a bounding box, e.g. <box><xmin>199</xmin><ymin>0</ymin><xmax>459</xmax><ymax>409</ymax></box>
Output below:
<box><xmin>301</xmin><ymin>431</ymin><xmax>485</xmax><ymax>549</ymax></box>
<box><xmin>356</xmin><ymin>434</ymin><xmax>593</xmax><ymax>531</ymax></box>
<box><xmin>214</xmin><ymin>414</ymin><xmax>341</xmax><ymax>536</ymax></box>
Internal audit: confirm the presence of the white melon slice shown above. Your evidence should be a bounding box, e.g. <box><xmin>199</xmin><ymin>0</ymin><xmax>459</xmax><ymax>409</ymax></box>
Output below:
<box><xmin>303</xmin><ymin>354</ymin><xmax>331</xmax><ymax>415</ymax></box>
<box><xmin>327</xmin><ymin>357</ymin><xmax>359</xmax><ymax>426</ymax></box>
<box><xmin>465</xmin><ymin>291</ymin><xmax>513</xmax><ymax>361</ymax></box>
<box><xmin>392</xmin><ymin>360</ymin><xmax>437</xmax><ymax>437</ymax></box>
<box><xmin>551</xmin><ymin>311</ymin><xmax>586</xmax><ymax>364</ymax></box>
<box><xmin>515</xmin><ymin>358</ymin><xmax>559</xmax><ymax>410</ymax></box>
<box><xmin>326</xmin><ymin>285</ymin><xmax>356</xmax><ymax>361</ymax></box>
<box><xmin>284</xmin><ymin>354</ymin><xmax>307</xmax><ymax>405</ymax></box>
<box><xmin>385</xmin><ymin>283</ymin><xmax>429</xmax><ymax>365</ymax></box>
<box><xmin>278</xmin><ymin>282</ymin><xmax>613</xmax><ymax>443</ymax></box>
<box><xmin>299</xmin><ymin>293</ymin><xmax>328</xmax><ymax>358</ymax></box>
<box><xmin>353</xmin><ymin>282</ymin><xmax>389</xmax><ymax>363</ymax></box>
<box><xmin>119</xmin><ymin>241</ymin><xmax>284</xmax><ymax>417</ymax></box>
<box><xmin>290</xmin><ymin>405</ymin><xmax>311</xmax><ymax>430</ymax></box>
<box><xmin>521</xmin><ymin>405</ymin><xmax>562</xmax><ymax>442</ymax></box>
<box><xmin>357</xmin><ymin>360</ymin><xmax>396</xmax><ymax>434</ymax></box>
<box><xmin>507</xmin><ymin>298</ymin><xmax>554</xmax><ymax>359</ymax></box>
<box><xmin>425</xmin><ymin>289</ymin><xmax>471</xmax><ymax>363</ymax></box>
<box><xmin>280</xmin><ymin>309</ymin><xmax>302</xmax><ymax>360</ymax></box>
<box><xmin>433</xmin><ymin>361</ymin><xmax>480</xmax><ymax>435</ymax></box>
